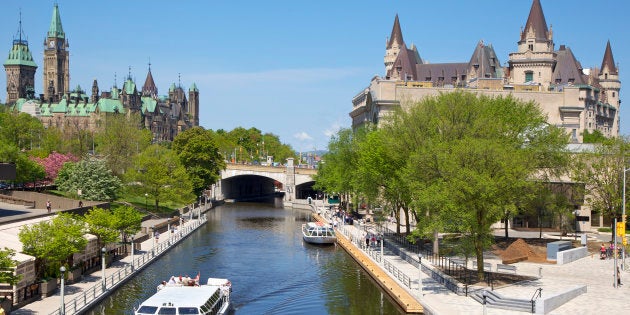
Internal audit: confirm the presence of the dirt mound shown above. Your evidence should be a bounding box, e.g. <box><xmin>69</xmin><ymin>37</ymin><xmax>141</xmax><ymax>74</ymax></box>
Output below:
<box><xmin>501</xmin><ymin>238</ymin><xmax>547</xmax><ymax>264</ymax></box>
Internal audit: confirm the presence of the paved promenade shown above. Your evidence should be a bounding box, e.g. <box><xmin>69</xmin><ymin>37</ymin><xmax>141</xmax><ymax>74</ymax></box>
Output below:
<box><xmin>0</xmin><ymin>201</ymin><xmax>207</xmax><ymax>315</ymax></box>
<box><xmin>320</xmin><ymin>210</ymin><xmax>630</xmax><ymax>315</ymax></box>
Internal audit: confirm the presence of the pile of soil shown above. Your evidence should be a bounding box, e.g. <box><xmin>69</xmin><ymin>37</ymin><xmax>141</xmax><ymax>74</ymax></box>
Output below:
<box><xmin>498</xmin><ymin>238</ymin><xmax>549</xmax><ymax>264</ymax></box>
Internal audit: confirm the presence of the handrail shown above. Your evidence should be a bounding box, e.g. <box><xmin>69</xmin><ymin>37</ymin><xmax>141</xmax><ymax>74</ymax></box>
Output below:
<box><xmin>47</xmin><ymin>216</ymin><xmax>207</xmax><ymax>315</ymax></box>
<box><xmin>530</xmin><ymin>287</ymin><xmax>542</xmax><ymax>313</ymax></box>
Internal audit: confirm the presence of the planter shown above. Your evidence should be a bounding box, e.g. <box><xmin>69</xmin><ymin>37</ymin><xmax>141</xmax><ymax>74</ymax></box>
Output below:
<box><xmin>40</xmin><ymin>278</ymin><xmax>57</xmax><ymax>298</ymax></box>
<box><xmin>67</xmin><ymin>268</ymin><xmax>83</xmax><ymax>284</ymax></box>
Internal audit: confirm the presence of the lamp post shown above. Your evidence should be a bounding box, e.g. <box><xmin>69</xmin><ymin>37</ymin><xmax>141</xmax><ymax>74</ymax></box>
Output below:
<box><xmin>418</xmin><ymin>253</ymin><xmax>423</xmax><ymax>298</ymax></box>
<box><xmin>130</xmin><ymin>235</ymin><xmax>135</xmax><ymax>271</ymax></box>
<box><xmin>101</xmin><ymin>247</ymin><xmax>106</xmax><ymax>291</ymax></box>
<box><xmin>145</xmin><ymin>193</ymin><xmax>148</xmax><ymax>212</ymax></box>
<box><xmin>623</xmin><ymin>167</ymin><xmax>629</xmax><ymax>268</ymax></box>
<box><xmin>60</xmin><ymin>266</ymin><xmax>66</xmax><ymax>315</ymax></box>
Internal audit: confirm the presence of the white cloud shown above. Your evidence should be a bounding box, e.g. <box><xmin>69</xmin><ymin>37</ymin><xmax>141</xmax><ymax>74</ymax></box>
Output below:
<box><xmin>294</xmin><ymin>132</ymin><xmax>313</xmax><ymax>141</ymax></box>
<box><xmin>324</xmin><ymin>121</ymin><xmax>342</xmax><ymax>138</ymax></box>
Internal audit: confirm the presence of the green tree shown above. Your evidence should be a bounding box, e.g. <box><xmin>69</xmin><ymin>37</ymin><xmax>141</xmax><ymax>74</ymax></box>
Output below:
<box><xmin>126</xmin><ymin>144</ymin><xmax>194</xmax><ymax>212</ymax></box>
<box><xmin>0</xmin><ymin>140</ymin><xmax>45</xmax><ymax>185</ymax></box>
<box><xmin>0</xmin><ymin>111</ymin><xmax>45</xmax><ymax>151</ymax></box>
<box><xmin>19</xmin><ymin>213</ymin><xmax>87</xmax><ymax>278</ymax></box>
<box><xmin>84</xmin><ymin>207</ymin><xmax>120</xmax><ymax>248</ymax></box>
<box><xmin>112</xmin><ymin>205</ymin><xmax>144</xmax><ymax>243</ymax></box>
<box><xmin>56</xmin><ymin>157</ymin><xmax>122</xmax><ymax>201</ymax></box>
<box><xmin>0</xmin><ymin>247</ymin><xmax>21</xmax><ymax>285</ymax></box>
<box><xmin>95</xmin><ymin>112</ymin><xmax>152</xmax><ymax>176</ymax></box>
<box><xmin>388</xmin><ymin>92</ymin><xmax>568</xmax><ymax>277</ymax></box>
<box><xmin>314</xmin><ymin>128</ymin><xmax>359</xmax><ymax>211</ymax></box>
<box><xmin>172</xmin><ymin>127</ymin><xmax>226</xmax><ymax>196</ymax></box>
<box><xmin>571</xmin><ymin>138</ymin><xmax>630</xmax><ymax>230</ymax></box>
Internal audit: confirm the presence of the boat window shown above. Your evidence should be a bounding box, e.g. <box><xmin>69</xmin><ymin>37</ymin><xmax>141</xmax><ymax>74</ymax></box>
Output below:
<box><xmin>137</xmin><ymin>306</ymin><xmax>158</xmax><ymax>314</ymax></box>
<box><xmin>178</xmin><ymin>307</ymin><xmax>200</xmax><ymax>314</ymax></box>
<box><xmin>157</xmin><ymin>307</ymin><xmax>176</xmax><ymax>314</ymax></box>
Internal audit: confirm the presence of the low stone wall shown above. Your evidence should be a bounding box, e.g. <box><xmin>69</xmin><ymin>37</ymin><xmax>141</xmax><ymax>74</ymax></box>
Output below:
<box><xmin>556</xmin><ymin>247</ymin><xmax>588</xmax><ymax>265</ymax></box>
<box><xmin>536</xmin><ymin>285</ymin><xmax>587</xmax><ymax>314</ymax></box>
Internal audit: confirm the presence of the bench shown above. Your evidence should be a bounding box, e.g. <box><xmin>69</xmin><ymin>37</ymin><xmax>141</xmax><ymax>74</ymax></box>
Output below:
<box><xmin>472</xmin><ymin>261</ymin><xmax>492</xmax><ymax>271</ymax></box>
<box><xmin>496</xmin><ymin>264</ymin><xmax>517</xmax><ymax>274</ymax></box>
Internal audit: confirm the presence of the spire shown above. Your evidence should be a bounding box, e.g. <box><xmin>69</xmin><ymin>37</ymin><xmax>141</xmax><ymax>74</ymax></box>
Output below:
<box><xmin>521</xmin><ymin>0</ymin><xmax>549</xmax><ymax>41</ymax></box>
<box><xmin>600</xmin><ymin>40</ymin><xmax>618</xmax><ymax>75</ymax></box>
<box><xmin>387</xmin><ymin>14</ymin><xmax>404</xmax><ymax>49</ymax></box>
<box><xmin>47</xmin><ymin>4</ymin><xmax>65</xmax><ymax>39</ymax></box>
<box><xmin>4</xmin><ymin>10</ymin><xmax>36</xmax><ymax>68</ymax></box>
<box><xmin>142</xmin><ymin>64</ymin><xmax>158</xmax><ymax>97</ymax></box>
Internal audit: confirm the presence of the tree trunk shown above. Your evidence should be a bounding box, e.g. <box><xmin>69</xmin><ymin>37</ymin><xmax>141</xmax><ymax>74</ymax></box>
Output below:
<box><xmin>433</xmin><ymin>230</ymin><xmax>439</xmax><ymax>257</ymax></box>
<box><xmin>503</xmin><ymin>215</ymin><xmax>509</xmax><ymax>240</ymax></box>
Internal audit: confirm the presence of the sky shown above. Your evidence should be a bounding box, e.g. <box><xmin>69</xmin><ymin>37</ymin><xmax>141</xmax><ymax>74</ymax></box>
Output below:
<box><xmin>0</xmin><ymin>1</ymin><xmax>628</xmax><ymax>152</ymax></box>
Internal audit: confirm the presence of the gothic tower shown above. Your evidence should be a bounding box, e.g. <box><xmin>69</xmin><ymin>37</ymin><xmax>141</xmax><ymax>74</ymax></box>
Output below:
<box><xmin>43</xmin><ymin>4</ymin><xmax>69</xmax><ymax>103</ymax></box>
<box><xmin>384</xmin><ymin>14</ymin><xmax>405</xmax><ymax>74</ymax></box>
<box><xmin>508</xmin><ymin>0</ymin><xmax>556</xmax><ymax>89</ymax></box>
<box><xmin>598</xmin><ymin>40</ymin><xmax>621</xmax><ymax>135</ymax></box>
<box><xmin>141</xmin><ymin>64</ymin><xmax>158</xmax><ymax>97</ymax></box>
<box><xmin>188</xmin><ymin>83</ymin><xmax>199</xmax><ymax>126</ymax></box>
<box><xmin>3</xmin><ymin>13</ymin><xmax>37</xmax><ymax>104</ymax></box>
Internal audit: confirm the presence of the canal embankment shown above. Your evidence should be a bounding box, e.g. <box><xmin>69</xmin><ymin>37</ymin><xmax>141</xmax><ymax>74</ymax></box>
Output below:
<box><xmin>9</xmin><ymin>206</ymin><xmax>211</xmax><ymax>315</ymax></box>
<box><xmin>311</xmin><ymin>212</ymin><xmax>424</xmax><ymax>314</ymax></box>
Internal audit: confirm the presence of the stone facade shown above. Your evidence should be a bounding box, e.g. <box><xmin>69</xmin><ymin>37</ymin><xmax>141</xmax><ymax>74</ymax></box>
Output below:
<box><xmin>3</xmin><ymin>4</ymin><xmax>199</xmax><ymax>142</ymax></box>
<box><xmin>351</xmin><ymin>0</ymin><xmax>620</xmax><ymax>143</ymax></box>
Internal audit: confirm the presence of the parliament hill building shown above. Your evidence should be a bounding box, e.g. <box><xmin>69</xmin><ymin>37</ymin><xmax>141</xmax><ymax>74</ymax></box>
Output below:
<box><xmin>351</xmin><ymin>0</ymin><xmax>620</xmax><ymax>144</ymax></box>
<box><xmin>3</xmin><ymin>4</ymin><xmax>199</xmax><ymax>142</ymax></box>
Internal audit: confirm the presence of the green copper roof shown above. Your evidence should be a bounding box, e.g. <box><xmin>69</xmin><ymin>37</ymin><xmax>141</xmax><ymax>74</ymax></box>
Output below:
<box><xmin>169</xmin><ymin>83</ymin><xmax>176</xmax><ymax>92</ymax></box>
<box><xmin>47</xmin><ymin>4</ymin><xmax>65</xmax><ymax>39</ymax></box>
<box><xmin>123</xmin><ymin>79</ymin><xmax>136</xmax><ymax>95</ymax></box>
<box><xmin>189</xmin><ymin>82</ymin><xmax>198</xmax><ymax>92</ymax></box>
<box><xmin>4</xmin><ymin>42</ymin><xmax>37</xmax><ymax>67</ymax></box>
<box><xmin>141</xmin><ymin>96</ymin><xmax>157</xmax><ymax>113</ymax></box>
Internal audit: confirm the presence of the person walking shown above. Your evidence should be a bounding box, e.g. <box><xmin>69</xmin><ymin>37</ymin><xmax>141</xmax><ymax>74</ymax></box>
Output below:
<box><xmin>46</xmin><ymin>200</ymin><xmax>51</xmax><ymax>213</ymax></box>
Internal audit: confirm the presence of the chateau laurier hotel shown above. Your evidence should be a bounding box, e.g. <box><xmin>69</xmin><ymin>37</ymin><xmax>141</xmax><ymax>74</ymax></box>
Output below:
<box><xmin>351</xmin><ymin>0</ymin><xmax>621</xmax><ymax>230</ymax></box>
<box><xmin>351</xmin><ymin>0</ymin><xmax>620</xmax><ymax>144</ymax></box>
<box><xmin>3</xmin><ymin>5</ymin><xmax>200</xmax><ymax>142</ymax></box>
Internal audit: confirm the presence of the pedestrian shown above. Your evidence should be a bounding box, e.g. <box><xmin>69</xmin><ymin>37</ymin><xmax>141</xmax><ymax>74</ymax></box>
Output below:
<box><xmin>155</xmin><ymin>231</ymin><xmax>160</xmax><ymax>242</ymax></box>
<box><xmin>365</xmin><ymin>233</ymin><xmax>370</xmax><ymax>247</ymax></box>
<box><xmin>46</xmin><ymin>200</ymin><xmax>51</xmax><ymax>213</ymax></box>
<box><xmin>600</xmin><ymin>243</ymin><xmax>607</xmax><ymax>260</ymax></box>
<box><xmin>617</xmin><ymin>265</ymin><xmax>622</xmax><ymax>286</ymax></box>
<box><xmin>78</xmin><ymin>200</ymin><xmax>83</xmax><ymax>208</ymax></box>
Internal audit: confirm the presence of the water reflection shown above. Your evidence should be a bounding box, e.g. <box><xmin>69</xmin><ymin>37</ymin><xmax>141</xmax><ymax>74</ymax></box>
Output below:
<box><xmin>87</xmin><ymin>203</ymin><xmax>403</xmax><ymax>314</ymax></box>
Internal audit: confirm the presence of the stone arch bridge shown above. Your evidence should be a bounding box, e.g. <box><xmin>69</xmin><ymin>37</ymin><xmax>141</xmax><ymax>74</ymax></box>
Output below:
<box><xmin>211</xmin><ymin>158</ymin><xmax>317</xmax><ymax>202</ymax></box>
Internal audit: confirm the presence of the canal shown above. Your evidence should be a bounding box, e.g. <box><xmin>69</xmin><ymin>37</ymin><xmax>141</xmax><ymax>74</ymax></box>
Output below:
<box><xmin>87</xmin><ymin>203</ymin><xmax>404</xmax><ymax>314</ymax></box>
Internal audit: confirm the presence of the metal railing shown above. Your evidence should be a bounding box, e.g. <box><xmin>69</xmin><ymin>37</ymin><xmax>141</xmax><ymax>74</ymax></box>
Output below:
<box><xmin>47</xmin><ymin>216</ymin><xmax>207</xmax><ymax>315</ymax></box>
<box><xmin>530</xmin><ymin>288</ymin><xmax>542</xmax><ymax>313</ymax></box>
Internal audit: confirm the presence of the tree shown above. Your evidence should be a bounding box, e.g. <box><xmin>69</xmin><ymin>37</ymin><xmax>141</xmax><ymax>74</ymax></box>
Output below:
<box><xmin>0</xmin><ymin>111</ymin><xmax>45</xmax><ymax>151</ymax></box>
<box><xmin>31</xmin><ymin>151</ymin><xmax>80</xmax><ymax>185</ymax></box>
<box><xmin>19</xmin><ymin>213</ymin><xmax>87</xmax><ymax>278</ymax></box>
<box><xmin>56</xmin><ymin>157</ymin><xmax>122</xmax><ymax>201</ymax></box>
<box><xmin>387</xmin><ymin>91</ymin><xmax>568</xmax><ymax>277</ymax></box>
<box><xmin>111</xmin><ymin>206</ymin><xmax>143</xmax><ymax>243</ymax></box>
<box><xmin>0</xmin><ymin>247</ymin><xmax>20</xmax><ymax>285</ymax></box>
<box><xmin>0</xmin><ymin>140</ymin><xmax>45</xmax><ymax>185</ymax></box>
<box><xmin>125</xmin><ymin>144</ymin><xmax>194</xmax><ymax>212</ymax></box>
<box><xmin>95</xmin><ymin>112</ymin><xmax>152</xmax><ymax>176</ymax></box>
<box><xmin>314</xmin><ymin>128</ymin><xmax>359</xmax><ymax>211</ymax></box>
<box><xmin>571</xmin><ymin>138</ymin><xmax>630</xmax><ymax>231</ymax></box>
<box><xmin>83</xmin><ymin>207</ymin><xmax>120</xmax><ymax>248</ymax></box>
<box><xmin>172</xmin><ymin>127</ymin><xmax>226</xmax><ymax>196</ymax></box>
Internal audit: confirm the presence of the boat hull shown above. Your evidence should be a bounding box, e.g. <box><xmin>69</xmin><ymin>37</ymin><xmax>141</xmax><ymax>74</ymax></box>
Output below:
<box><xmin>303</xmin><ymin>235</ymin><xmax>336</xmax><ymax>245</ymax></box>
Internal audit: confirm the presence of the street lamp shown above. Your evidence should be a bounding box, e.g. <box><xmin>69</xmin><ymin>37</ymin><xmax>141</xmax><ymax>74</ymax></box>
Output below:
<box><xmin>623</xmin><ymin>167</ymin><xmax>629</xmax><ymax>268</ymax></box>
<box><xmin>130</xmin><ymin>235</ymin><xmax>135</xmax><ymax>271</ymax></box>
<box><xmin>60</xmin><ymin>266</ymin><xmax>66</xmax><ymax>315</ymax></box>
<box><xmin>101</xmin><ymin>247</ymin><xmax>106</xmax><ymax>291</ymax></box>
<box><xmin>418</xmin><ymin>253</ymin><xmax>423</xmax><ymax>297</ymax></box>
<box><xmin>145</xmin><ymin>193</ymin><xmax>148</xmax><ymax>212</ymax></box>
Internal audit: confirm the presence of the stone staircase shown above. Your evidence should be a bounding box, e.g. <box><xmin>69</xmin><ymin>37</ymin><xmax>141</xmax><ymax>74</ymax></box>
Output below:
<box><xmin>471</xmin><ymin>289</ymin><xmax>534</xmax><ymax>313</ymax></box>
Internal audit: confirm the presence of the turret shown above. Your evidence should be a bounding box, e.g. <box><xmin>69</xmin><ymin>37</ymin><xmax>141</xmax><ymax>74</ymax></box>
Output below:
<box><xmin>3</xmin><ymin>11</ymin><xmax>37</xmax><ymax>104</ymax></box>
<box><xmin>598</xmin><ymin>40</ymin><xmax>621</xmax><ymax>109</ymax></box>
<box><xmin>188</xmin><ymin>83</ymin><xmax>199</xmax><ymax>126</ymax></box>
<box><xmin>384</xmin><ymin>14</ymin><xmax>406</xmax><ymax>74</ymax></box>
<box><xmin>43</xmin><ymin>4</ymin><xmax>70</xmax><ymax>103</ymax></box>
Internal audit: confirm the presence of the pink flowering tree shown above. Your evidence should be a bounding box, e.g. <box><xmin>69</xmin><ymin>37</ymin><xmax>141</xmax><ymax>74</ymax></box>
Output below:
<box><xmin>31</xmin><ymin>152</ymin><xmax>80</xmax><ymax>184</ymax></box>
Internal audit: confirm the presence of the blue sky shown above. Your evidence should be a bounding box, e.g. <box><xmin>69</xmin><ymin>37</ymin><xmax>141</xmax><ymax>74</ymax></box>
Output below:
<box><xmin>1</xmin><ymin>1</ymin><xmax>628</xmax><ymax>152</ymax></box>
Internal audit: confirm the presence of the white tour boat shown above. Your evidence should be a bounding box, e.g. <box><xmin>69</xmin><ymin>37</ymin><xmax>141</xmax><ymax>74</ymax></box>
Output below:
<box><xmin>134</xmin><ymin>277</ymin><xmax>231</xmax><ymax>315</ymax></box>
<box><xmin>302</xmin><ymin>221</ymin><xmax>336</xmax><ymax>245</ymax></box>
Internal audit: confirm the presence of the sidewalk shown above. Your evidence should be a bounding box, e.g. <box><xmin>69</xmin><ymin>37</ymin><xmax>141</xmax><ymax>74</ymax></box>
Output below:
<box><xmin>324</xmin><ymin>210</ymin><xmax>630</xmax><ymax>315</ymax></box>
<box><xmin>4</xmin><ymin>209</ymin><xmax>207</xmax><ymax>315</ymax></box>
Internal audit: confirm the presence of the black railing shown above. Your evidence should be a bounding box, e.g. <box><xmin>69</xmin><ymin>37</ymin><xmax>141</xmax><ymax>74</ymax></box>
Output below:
<box><xmin>530</xmin><ymin>288</ymin><xmax>542</xmax><ymax>313</ymax></box>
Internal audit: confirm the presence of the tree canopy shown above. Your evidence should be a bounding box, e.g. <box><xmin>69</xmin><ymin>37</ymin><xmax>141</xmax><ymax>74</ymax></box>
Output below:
<box><xmin>172</xmin><ymin>127</ymin><xmax>226</xmax><ymax>196</ymax></box>
<box><xmin>56</xmin><ymin>157</ymin><xmax>122</xmax><ymax>200</ymax></box>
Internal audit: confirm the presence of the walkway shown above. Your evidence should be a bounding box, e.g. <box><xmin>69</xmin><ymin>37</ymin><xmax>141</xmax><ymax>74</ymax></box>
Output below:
<box><xmin>1</xmin><ymin>202</ymin><xmax>208</xmax><ymax>315</ymax></box>
<box><xmin>321</xmin><ymin>210</ymin><xmax>630</xmax><ymax>315</ymax></box>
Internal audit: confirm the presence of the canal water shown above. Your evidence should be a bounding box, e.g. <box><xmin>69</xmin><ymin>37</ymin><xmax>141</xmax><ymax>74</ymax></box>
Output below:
<box><xmin>88</xmin><ymin>203</ymin><xmax>404</xmax><ymax>314</ymax></box>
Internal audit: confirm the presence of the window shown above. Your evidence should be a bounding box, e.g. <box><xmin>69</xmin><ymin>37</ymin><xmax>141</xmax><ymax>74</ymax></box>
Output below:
<box><xmin>613</xmin><ymin>92</ymin><xmax>616</xmax><ymax>97</ymax></box>
<box><xmin>528</xmin><ymin>44</ymin><xmax>533</xmax><ymax>51</ymax></box>
<box><xmin>525</xmin><ymin>71</ymin><xmax>533</xmax><ymax>83</ymax></box>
